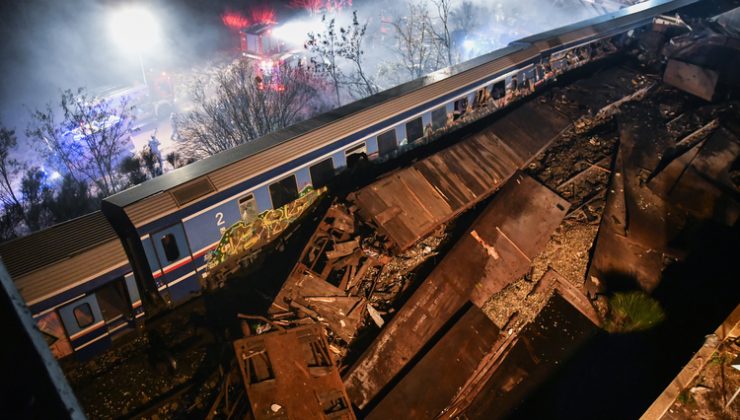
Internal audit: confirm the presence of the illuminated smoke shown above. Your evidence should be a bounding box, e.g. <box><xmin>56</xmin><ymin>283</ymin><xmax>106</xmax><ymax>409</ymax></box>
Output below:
<box><xmin>249</xmin><ymin>5</ymin><xmax>277</xmax><ymax>25</ymax></box>
<box><xmin>221</xmin><ymin>11</ymin><xmax>249</xmax><ymax>30</ymax></box>
<box><xmin>289</xmin><ymin>0</ymin><xmax>353</xmax><ymax>14</ymax></box>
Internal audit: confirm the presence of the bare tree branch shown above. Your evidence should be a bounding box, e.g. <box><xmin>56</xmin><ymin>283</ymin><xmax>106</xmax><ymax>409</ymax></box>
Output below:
<box><xmin>177</xmin><ymin>60</ymin><xmax>321</xmax><ymax>158</ymax></box>
<box><xmin>26</xmin><ymin>88</ymin><xmax>136</xmax><ymax>196</ymax></box>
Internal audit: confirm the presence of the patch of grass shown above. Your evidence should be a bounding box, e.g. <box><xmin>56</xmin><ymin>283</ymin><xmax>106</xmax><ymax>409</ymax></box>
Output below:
<box><xmin>604</xmin><ymin>291</ymin><xmax>665</xmax><ymax>333</ymax></box>
<box><xmin>709</xmin><ymin>351</ymin><xmax>729</xmax><ymax>366</ymax></box>
<box><xmin>677</xmin><ymin>389</ymin><xmax>695</xmax><ymax>405</ymax></box>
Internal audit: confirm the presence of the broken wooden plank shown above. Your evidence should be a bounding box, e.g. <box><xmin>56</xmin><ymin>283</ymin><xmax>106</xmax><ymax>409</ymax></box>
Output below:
<box><xmin>342</xmin><ymin>173</ymin><xmax>569</xmax><ymax>410</ymax></box>
<box><xmin>326</xmin><ymin>238</ymin><xmax>360</xmax><ymax>260</ymax></box>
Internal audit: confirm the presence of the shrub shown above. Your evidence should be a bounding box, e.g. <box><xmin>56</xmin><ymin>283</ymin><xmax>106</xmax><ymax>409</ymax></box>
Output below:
<box><xmin>605</xmin><ymin>291</ymin><xmax>665</xmax><ymax>333</ymax></box>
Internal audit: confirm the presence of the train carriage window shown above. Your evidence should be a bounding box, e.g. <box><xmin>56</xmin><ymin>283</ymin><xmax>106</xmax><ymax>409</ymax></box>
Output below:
<box><xmin>405</xmin><ymin>117</ymin><xmax>423</xmax><ymax>143</ymax></box>
<box><xmin>345</xmin><ymin>143</ymin><xmax>368</xmax><ymax>167</ymax></box>
<box><xmin>161</xmin><ymin>233</ymin><xmax>180</xmax><ymax>262</ymax></box>
<box><xmin>431</xmin><ymin>107</ymin><xmax>447</xmax><ymax>130</ymax></box>
<box><xmin>239</xmin><ymin>194</ymin><xmax>259</xmax><ymax>222</ymax></box>
<box><xmin>454</xmin><ymin>97</ymin><xmax>468</xmax><ymax>117</ymax></box>
<box><xmin>309</xmin><ymin>158</ymin><xmax>334</xmax><ymax>189</ymax></box>
<box><xmin>492</xmin><ymin>80</ymin><xmax>505</xmax><ymax>100</ymax></box>
<box><xmin>269</xmin><ymin>175</ymin><xmax>299</xmax><ymax>209</ymax></box>
<box><xmin>377</xmin><ymin>129</ymin><xmax>397</xmax><ymax>156</ymax></box>
<box><xmin>345</xmin><ymin>143</ymin><xmax>367</xmax><ymax>158</ymax></box>
<box><xmin>509</xmin><ymin>75</ymin><xmax>519</xmax><ymax>92</ymax></box>
<box><xmin>474</xmin><ymin>88</ymin><xmax>487</xmax><ymax>108</ymax></box>
<box><xmin>73</xmin><ymin>303</ymin><xmax>95</xmax><ymax>329</ymax></box>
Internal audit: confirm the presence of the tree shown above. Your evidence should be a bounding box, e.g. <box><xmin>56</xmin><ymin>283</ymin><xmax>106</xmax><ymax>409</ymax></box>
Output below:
<box><xmin>388</xmin><ymin>2</ymin><xmax>436</xmax><ymax>81</ymax></box>
<box><xmin>26</xmin><ymin>88</ymin><xmax>136</xmax><ymax>197</ymax></box>
<box><xmin>177</xmin><ymin>60</ymin><xmax>320</xmax><ymax>158</ymax></box>
<box><xmin>306</xmin><ymin>15</ymin><xmax>344</xmax><ymax>106</ymax></box>
<box><xmin>0</xmin><ymin>123</ymin><xmax>26</xmax><ymax>237</ymax></box>
<box><xmin>451</xmin><ymin>0</ymin><xmax>478</xmax><ymax>33</ymax></box>
<box><xmin>338</xmin><ymin>11</ymin><xmax>378</xmax><ymax>99</ymax></box>
<box><xmin>429</xmin><ymin>0</ymin><xmax>456</xmax><ymax>67</ymax></box>
<box><xmin>120</xmin><ymin>155</ymin><xmax>148</xmax><ymax>187</ymax></box>
<box><xmin>20</xmin><ymin>167</ymin><xmax>53</xmax><ymax>232</ymax></box>
<box><xmin>46</xmin><ymin>174</ymin><xmax>98</xmax><ymax>224</ymax></box>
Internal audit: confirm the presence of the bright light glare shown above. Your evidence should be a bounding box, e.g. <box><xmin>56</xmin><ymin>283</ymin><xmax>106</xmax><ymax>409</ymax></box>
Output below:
<box><xmin>108</xmin><ymin>6</ymin><xmax>159</xmax><ymax>52</ymax></box>
<box><xmin>50</xmin><ymin>171</ymin><xmax>62</xmax><ymax>181</ymax></box>
<box><xmin>272</xmin><ymin>18</ymin><xmax>323</xmax><ymax>47</ymax></box>
<box><xmin>463</xmin><ymin>39</ymin><xmax>475</xmax><ymax>50</ymax></box>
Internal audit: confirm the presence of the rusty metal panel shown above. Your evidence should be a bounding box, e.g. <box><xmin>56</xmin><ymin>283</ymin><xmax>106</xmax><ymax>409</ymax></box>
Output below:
<box><xmin>350</xmin><ymin>101</ymin><xmax>569</xmax><ymax>251</ymax></box>
<box><xmin>456</xmin><ymin>293</ymin><xmax>598</xmax><ymax>420</ymax></box>
<box><xmin>487</xmin><ymin>100</ymin><xmax>570</xmax><ymax>162</ymax></box>
<box><xmin>649</xmin><ymin>126</ymin><xmax>740</xmax><ymax>225</ymax></box>
<box><xmin>366</xmin><ymin>305</ymin><xmax>500</xmax><ymax>420</ymax></box>
<box><xmin>343</xmin><ymin>173</ymin><xmax>569</xmax><ymax>409</ymax></box>
<box><xmin>233</xmin><ymin>324</ymin><xmax>355</xmax><ymax>420</ymax></box>
<box><xmin>663</xmin><ymin>59</ymin><xmax>719</xmax><ymax>102</ymax></box>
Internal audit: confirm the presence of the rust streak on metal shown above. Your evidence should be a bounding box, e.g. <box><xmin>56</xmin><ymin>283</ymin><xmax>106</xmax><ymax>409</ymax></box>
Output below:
<box><xmin>470</xmin><ymin>230</ymin><xmax>500</xmax><ymax>260</ymax></box>
<box><xmin>495</xmin><ymin>226</ymin><xmax>532</xmax><ymax>263</ymax></box>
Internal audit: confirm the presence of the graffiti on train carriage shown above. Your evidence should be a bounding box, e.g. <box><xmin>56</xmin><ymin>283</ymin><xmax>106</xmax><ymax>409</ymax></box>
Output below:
<box><xmin>202</xmin><ymin>185</ymin><xmax>328</xmax><ymax>287</ymax></box>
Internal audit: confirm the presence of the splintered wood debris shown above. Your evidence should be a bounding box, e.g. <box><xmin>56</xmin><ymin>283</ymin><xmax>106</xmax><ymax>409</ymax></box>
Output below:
<box><xmin>266</xmin><ymin>201</ymin><xmax>447</xmax><ymax>361</ymax></box>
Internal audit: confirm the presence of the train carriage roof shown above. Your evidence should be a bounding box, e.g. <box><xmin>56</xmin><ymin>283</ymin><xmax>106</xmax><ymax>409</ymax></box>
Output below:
<box><xmin>0</xmin><ymin>212</ymin><xmax>129</xmax><ymax>306</ymax></box>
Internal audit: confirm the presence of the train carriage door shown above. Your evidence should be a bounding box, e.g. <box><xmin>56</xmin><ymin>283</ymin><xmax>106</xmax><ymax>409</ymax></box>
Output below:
<box><xmin>151</xmin><ymin>223</ymin><xmax>200</xmax><ymax>304</ymax></box>
<box><xmin>59</xmin><ymin>295</ymin><xmax>111</xmax><ymax>358</ymax></box>
<box><xmin>96</xmin><ymin>277</ymin><xmax>134</xmax><ymax>339</ymax></box>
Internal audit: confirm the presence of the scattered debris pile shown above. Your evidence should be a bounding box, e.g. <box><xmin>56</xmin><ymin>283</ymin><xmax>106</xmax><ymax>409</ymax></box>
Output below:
<box><xmin>268</xmin><ymin>202</ymin><xmax>385</xmax><ymax>345</ymax></box>
<box><xmin>343</xmin><ymin>173</ymin><xmax>570</xmax><ymax>411</ymax></box>
<box><xmin>265</xmin><ymin>201</ymin><xmax>447</xmax><ymax>362</ymax></box>
<box><xmin>588</xmin><ymin>93</ymin><xmax>740</xmax><ymax>293</ymax></box>
<box><xmin>662</xmin><ymin>7</ymin><xmax>740</xmax><ymax>101</ymax></box>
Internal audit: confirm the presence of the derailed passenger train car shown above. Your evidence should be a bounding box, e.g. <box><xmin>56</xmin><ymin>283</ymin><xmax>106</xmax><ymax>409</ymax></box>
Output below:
<box><xmin>0</xmin><ymin>212</ymin><xmax>143</xmax><ymax>359</ymax></box>
<box><xmin>0</xmin><ymin>0</ymin><xmax>699</xmax><ymax>359</ymax></box>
